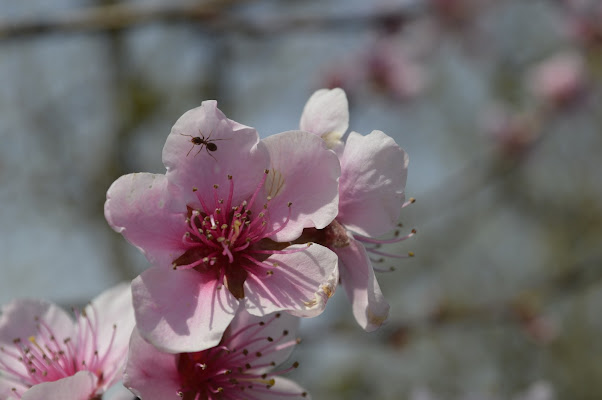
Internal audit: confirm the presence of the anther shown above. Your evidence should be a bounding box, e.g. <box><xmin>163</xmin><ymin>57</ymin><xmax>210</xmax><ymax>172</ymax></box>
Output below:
<box><xmin>266</xmin><ymin>270</ymin><xmax>273</xmax><ymax>276</ymax></box>
<box><xmin>228</xmin><ymin>175</ymin><xmax>232</xmax><ymax>180</ymax></box>
<box><xmin>213</xmin><ymin>184</ymin><xmax>219</xmax><ymax>189</ymax></box>
<box><xmin>275</xmin><ymin>313</ymin><xmax>281</xmax><ymax>318</ymax></box>
<box><xmin>293</xmin><ymin>361</ymin><xmax>299</xmax><ymax>368</ymax></box>
<box><xmin>192</xmin><ymin>187</ymin><xmax>198</xmax><ymax>192</ymax></box>
<box><xmin>283</xmin><ymin>330</ymin><xmax>289</xmax><ymax>336</ymax></box>
<box><xmin>221</xmin><ymin>224</ymin><xmax>228</xmax><ymax>230</ymax></box>
<box><xmin>408</xmin><ymin>252</ymin><xmax>415</xmax><ymax>257</ymax></box>
<box><xmin>411</xmin><ymin>228</ymin><xmax>417</xmax><ymax>234</ymax></box>
<box><xmin>259</xmin><ymin>322</ymin><xmax>265</xmax><ymax>326</ymax></box>
<box><xmin>267</xmin><ymin>337</ymin><xmax>274</xmax><ymax>342</ymax></box>
<box><xmin>256</xmin><ymin>352</ymin><xmax>262</xmax><ymax>357</ymax></box>
<box><xmin>264</xmin><ymin>169</ymin><xmax>269</xmax><ymax>174</ymax></box>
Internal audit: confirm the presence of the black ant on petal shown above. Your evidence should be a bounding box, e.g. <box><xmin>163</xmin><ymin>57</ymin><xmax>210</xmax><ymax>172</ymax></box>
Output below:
<box><xmin>180</xmin><ymin>129</ymin><xmax>227</xmax><ymax>161</ymax></box>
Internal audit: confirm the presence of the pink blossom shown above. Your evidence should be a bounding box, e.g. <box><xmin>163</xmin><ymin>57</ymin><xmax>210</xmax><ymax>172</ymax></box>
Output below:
<box><xmin>124</xmin><ymin>310</ymin><xmax>309</xmax><ymax>400</ymax></box>
<box><xmin>300</xmin><ymin>88</ymin><xmax>413</xmax><ymax>331</ymax></box>
<box><xmin>0</xmin><ymin>283</ymin><xmax>134</xmax><ymax>400</ymax></box>
<box><xmin>526</xmin><ymin>51</ymin><xmax>587</xmax><ymax>109</ymax></box>
<box><xmin>105</xmin><ymin>101</ymin><xmax>340</xmax><ymax>353</ymax></box>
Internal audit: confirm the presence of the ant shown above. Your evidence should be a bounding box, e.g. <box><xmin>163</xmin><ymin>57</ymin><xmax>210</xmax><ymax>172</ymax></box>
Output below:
<box><xmin>180</xmin><ymin>129</ymin><xmax>227</xmax><ymax>161</ymax></box>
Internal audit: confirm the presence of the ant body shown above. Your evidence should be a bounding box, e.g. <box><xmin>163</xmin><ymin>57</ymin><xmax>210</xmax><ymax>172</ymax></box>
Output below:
<box><xmin>180</xmin><ymin>129</ymin><xmax>226</xmax><ymax>161</ymax></box>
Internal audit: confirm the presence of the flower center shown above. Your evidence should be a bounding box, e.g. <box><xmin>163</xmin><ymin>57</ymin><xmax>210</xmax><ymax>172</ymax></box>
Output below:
<box><xmin>0</xmin><ymin>307</ymin><xmax>117</xmax><ymax>399</ymax></box>
<box><xmin>172</xmin><ymin>171</ymin><xmax>297</xmax><ymax>299</ymax></box>
<box><xmin>175</xmin><ymin>313</ymin><xmax>307</xmax><ymax>400</ymax></box>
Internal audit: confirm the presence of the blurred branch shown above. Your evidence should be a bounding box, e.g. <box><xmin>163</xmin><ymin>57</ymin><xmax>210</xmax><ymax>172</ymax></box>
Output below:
<box><xmin>0</xmin><ymin>2</ymin><xmax>423</xmax><ymax>40</ymax></box>
<box><xmin>380</xmin><ymin>250</ymin><xmax>602</xmax><ymax>347</ymax></box>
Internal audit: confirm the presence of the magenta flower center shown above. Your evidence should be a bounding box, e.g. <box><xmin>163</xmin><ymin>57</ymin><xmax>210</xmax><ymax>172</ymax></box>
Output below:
<box><xmin>0</xmin><ymin>307</ymin><xmax>117</xmax><ymax>398</ymax></box>
<box><xmin>174</xmin><ymin>171</ymin><xmax>298</xmax><ymax>299</ymax></box>
<box><xmin>175</xmin><ymin>313</ymin><xmax>306</xmax><ymax>400</ymax></box>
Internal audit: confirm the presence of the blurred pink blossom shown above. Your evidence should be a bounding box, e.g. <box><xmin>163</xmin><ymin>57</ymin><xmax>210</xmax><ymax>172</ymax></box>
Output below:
<box><xmin>483</xmin><ymin>106</ymin><xmax>540</xmax><ymax>158</ymax></box>
<box><xmin>105</xmin><ymin>101</ymin><xmax>340</xmax><ymax>354</ymax></box>
<box><xmin>527</xmin><ymin>51</ymin><xmax>587</xmax><ymax>109</ymax></box>
<box><xmin>562</xmin><ymin>0</ymin><xmax>602</xmax><ymax>47</ymax></box>
<box><xmin>324</xmin><ymin>37</ymin><xmax>426</xmax><ymax>101</ymax></box>
<box><xmin>0</xmin><ymin>283</ymin><xmax>134</xmax><ymax>400</ymax></box>
<box><xmin>124</xmin><ymin>310</ymin><xmax>309</xmax><ymax>400</ymax></box>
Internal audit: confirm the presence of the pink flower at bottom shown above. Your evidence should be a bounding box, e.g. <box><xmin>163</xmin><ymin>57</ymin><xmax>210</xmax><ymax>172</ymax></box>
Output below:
<box><xmin>105</xmin><ymin>101</ymin><xmax>340</xmax><ymax>353</ymax></box>
<box><xmin>300</xmin><ymin>88</ymin><xmax>414</xmax><ymax>332</ymax></box>
<box><xmin>124</xmin><ymin>310</ymin><xmax>309</xmax><ymax>400</ymax></box>
<box><xmin>0</xmin><ymin>283</ymin><xmax>135</xmax><ymax>400</ymax></box>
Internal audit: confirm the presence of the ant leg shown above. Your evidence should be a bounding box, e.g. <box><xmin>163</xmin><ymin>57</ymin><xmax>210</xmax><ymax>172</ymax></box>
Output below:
<box><xmin>195</xmin><ymin>144</ymin><xmax>205</xmax><ymax>157</ymax></box>
<box><xmin>187</xmin><ymin>144</ymin><xmax>195</xmax><ymax>157</ymax></box>
<box><xmin>206</xmin><ymin>146</ymin><xmax>218</xmax><ymax>162</ymax></box>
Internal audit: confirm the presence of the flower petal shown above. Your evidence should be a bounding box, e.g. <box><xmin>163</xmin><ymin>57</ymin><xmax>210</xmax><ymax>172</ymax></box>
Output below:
<box><xmin>243</xmin><ymin>244</ymin><xmax>338</xmax><ymax>318</ymax></box>
<box><xmin>338</xmin><ymin>130</ymin><xmax>409</xmax><ymax>237</ymax></box>
<box><xmin>79</xmin><ymin>282</ymin><xmax>135</xmax><ymax>388</ymax></box>
<box><xmin>336</xmin><ymin>236</ymin><xmax>390</xmax><ymax>331</ymax></box>
<box><xmin>21</xmin><ymin>371</ymin><xmax>97</xmax><ymax>400</ymax></box>
<box><xmin>163</xmin><ymin>100</ymin><xmax>270</xmax><ymax>210</ymax></box>
<box><xmin>123</xmin><ymin>329</ymin><xmax>180</xmax><ymax>400</ymax></box>
<box><xmin>0</xmin><ymin>376</ymin><xmax>27</xmax><ymax>400</ymax></box>
<box><xmin>258</xmin><ymin>130</ymin><xmax>340</xmax><ymax>242</ymax></box>
<box><xmin>300</xmin><ymin>88</ymin><xmax>349</xmax><ymax>148</ymax></box>
<box><xmin>225</xmin><ymin>310</ymin><xmax>300</xmax><ymax>371</ymax></box>
<box><xmin>132</xmin><ymin>267</ymin><xmax>239</xmax><ymax>353</ymax></box>
<box><xmin>247</xmin><ymin>377</ymin><xmax>311</xmax><ymax>400</ymax></box>
<box><xmin>104</xmin><ymin>172</ymin><xmax>189</xmax><ymax>267</ymax></box>
<box><xmin>0</xmin><ymin>299</ymin><xmax>75</xmax><ymax>376</ymax></box>
<box><xmin>103</xmin><ymin>384</ymin><xmax>137</xmax><ymax>400</ymax></box>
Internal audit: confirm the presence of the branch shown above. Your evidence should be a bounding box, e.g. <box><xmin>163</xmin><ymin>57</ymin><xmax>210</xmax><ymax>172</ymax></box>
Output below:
<box><xmin>0</xmin><ymin>2</ymin><xmax>423</xmax><ymax>40</ymax></box>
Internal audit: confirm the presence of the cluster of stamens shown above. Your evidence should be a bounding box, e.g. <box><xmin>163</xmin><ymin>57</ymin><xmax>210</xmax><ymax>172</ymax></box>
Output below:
<box><xmin>349</xmin><ymin>197</ymin><xmax>417</xmax><ymax>272</ymax></box>
<box><xmin>173</xmin><ymin>170</ymin><xmax>307</xmax><ymax>299</ymax></box>
<box><xmin>0</xmin><ymin>306</ymin><xmax>118</xmax><ymax>399</ymax></box>
<box><xmin>176</xmin><ymin>313</ymin><xmax>306</xmax><ymax>400</ymax></box>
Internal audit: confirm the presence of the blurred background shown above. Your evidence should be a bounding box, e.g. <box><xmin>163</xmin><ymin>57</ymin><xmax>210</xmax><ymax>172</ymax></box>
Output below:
<box><xmin>1</xmin><ymin>0</ymin><xmax>601</xmax><ymax>398</ymax></box>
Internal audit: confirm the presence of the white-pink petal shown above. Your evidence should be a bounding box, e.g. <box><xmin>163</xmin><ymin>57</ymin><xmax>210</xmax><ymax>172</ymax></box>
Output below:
<box><xmin>300</xmin><ymin>88</ymin><xmax>349</xmax><ymax>148</ymax></box>
<box><xmin>104</xmin><ymin>173</ymin><xmax>189</xmax><ymax>267</ymax></box>
<box><xmin>21</xmin><ymin>371</ymin><xmax>98</xmax><ymax>400</ymax></box>
<box><xmin>243</xmin><ymin>244</ymin><xmax>339</xmax><ymax>318</ymax></box>
<box><xmin>163</xmin><ymin>100</ymin><xmax>270</xmax><ymax>209</ymax></box>
<box><xmin>79</xmin><ymin>282</ymin><xmax>135</xmax><ymax>389</ymax></box>
<box><xmin>338</xmin><ymin>130</ymin><xmax>409</xmax><ymax>237</ymax></box>
<box><xmin>0</xmin><ymin>299</ymin><xmax>75</xmax><ymax>377</ymax></box>
<box><xmin>336</xmin><ymin>236</ymin><xmax>390</xmax><ymax>331</ymax></box>
<box><xmin>258</xmin><ymin>130</ymin><xmax>341</xmax><ymax>242</ymax></box>
<box><xmin>123</xmin><ymin>329</ymin><xmax>181</xmax><ymax>400</ymax></box>
<box><xmin>132</xmin><ymin>267</ymin><xmax>240</xmax><ymax>353</ymax></box>
<box><xmin>227</xmin><ymin>311</ymin><xmax>300</xmax><ymax>371</ymax></box>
